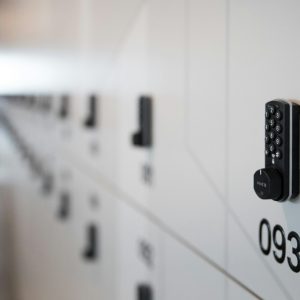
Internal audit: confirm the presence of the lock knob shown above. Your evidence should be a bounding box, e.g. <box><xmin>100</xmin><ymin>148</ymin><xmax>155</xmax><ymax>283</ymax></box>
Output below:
<box><xmin>254</xmin><ymin>168</ymin><xmax>282</xmax><ymax>200</ymax></box>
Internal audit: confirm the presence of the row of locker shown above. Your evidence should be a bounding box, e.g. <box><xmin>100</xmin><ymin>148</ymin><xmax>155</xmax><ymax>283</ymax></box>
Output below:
<box><xmin>0</xmin><ymin>119</ymin><xmax>252</xmax><ymax>300</ymax></box>
<box><xmin>0</xmin><ymin>90</ymin><xmax>295</xmax><ymax>300</ymax></box>
<box><xmin>1</xmin><ymin>0</ymin><xmax>300</xmax><ymax>299</ymax></box>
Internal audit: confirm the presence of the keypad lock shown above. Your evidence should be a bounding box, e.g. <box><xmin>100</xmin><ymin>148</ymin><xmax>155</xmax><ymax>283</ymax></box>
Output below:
<box><xmin>132</xmin><ymin>96</ymin><xmax>152</xmax><ymax>148</ymax></box>
<box><xmin>254</xmin><ymin>100</ymin><xmax>300</xmax><ymax>201</ymax></box>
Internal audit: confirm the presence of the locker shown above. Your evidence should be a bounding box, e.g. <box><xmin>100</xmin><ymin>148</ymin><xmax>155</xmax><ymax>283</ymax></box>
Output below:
<box><xmin>227</xmin><ymin>0</ymin><xmax>300</xmax><ymax>299</ymax></box>
<box><xmin>162</xmin><ymin>233</ymin><xmax>225</xmax><ymax>300</ymax></box>
<box><xmin>148</xmin><ymin>0</ymin><xmax>227</xmax><ymax>267</ymax></box>
<box><xmin>115</xmin><ymin>201</ymin><xmax>162</xmax><ymax>300</ymax></box>
<box><xmin>112</xmin><ymin>2</ymin><xmax>152</xmax><ymax>207</ymax></box>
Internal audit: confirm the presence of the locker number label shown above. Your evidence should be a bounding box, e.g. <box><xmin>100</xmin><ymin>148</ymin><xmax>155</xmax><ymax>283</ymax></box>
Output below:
<box><xmin>259</xmin><ymin>218</ymin><xmax>300</xmax><ymax>272</ymax></box>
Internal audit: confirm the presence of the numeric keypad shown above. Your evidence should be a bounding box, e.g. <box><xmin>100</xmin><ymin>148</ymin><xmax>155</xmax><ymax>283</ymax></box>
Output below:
<box><xmin>254</xmin><ymin>99</ymin><xmax>300</xmax><ymax>201</ymax></box>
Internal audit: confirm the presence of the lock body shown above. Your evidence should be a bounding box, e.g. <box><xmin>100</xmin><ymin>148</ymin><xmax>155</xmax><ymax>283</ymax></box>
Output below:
<box><xmin>254</xmin><ymin>100</ymin><xmax>300</xmax><ymax>201</ymax></box>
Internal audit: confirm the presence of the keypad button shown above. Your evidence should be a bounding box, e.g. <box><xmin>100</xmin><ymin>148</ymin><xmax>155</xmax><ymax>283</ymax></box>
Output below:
<box><xmin>265</xmin><ymin>149</ymin><xmax>270</xmax><ymax>156</ymax></box>
<box><xmin>269</xmin><ymin>144</ymin><xmax>275</xmax><ymax>153</ymax></box>
<box><xmin>275</xmin><ymin>124</ymin><xmax>282</xmax><ymax>133</ymax></box>
<box><xmin>265</xmin><ymin>136</ymin><xmax>270</xmax><ymax>144</ymax></box>
<box><xmin>265</xmin><ymin>124</ymin><xmax>270</xmax><ymax>132</ymax></box>
<box><xmin>275</xmin><ymin>111</ymin><xmax>282</xmax><ymax>120</ymax></box>
<box><xmin>269</xmin><ymin>131</ymin><xmax>276</xmax><ymax>140</ymax></box>
<box><xmin>268</xmin><ymin>105</ymin><xmax>275</xmax><ymax>114</ymax></box>
<box><xmin>265</xmin><ymin>111</ymin><xmax>270</xmax><ymax>119</ymax></box>
<box><xmin>269</xmin><ymin>119</ymin><xmax>275</xmax><ymax>127</ymax></box>
<box><xmin>275</xmin><ymin>137</ymin><xmax>282</xmax><ymax>146</ymax></box>
<box><xmin>275</xmin><ymin>150</ymin><xmax>282</xmax><ymax>159</ymax></box>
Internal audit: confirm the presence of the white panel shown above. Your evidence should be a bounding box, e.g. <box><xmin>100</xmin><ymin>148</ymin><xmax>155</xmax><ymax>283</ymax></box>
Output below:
<box><xmin>227</xmin><ymin>281</ymin><xmax>258</xmax><ymax>300</ymax></box>
<box><xmin>53</xmin><ymin>165</ymin><xmax>117</xmax><ymax>300</ymax></box>
<box><xmin>228</xmin><ymin>0</ymin><xmax>300</xmax><ymax>299</ymax></box>
<box><xmin>187</xmin><ymin>0</ymin><xmax>227</xmax><ymax>195</ymax></box>
<box><xmin>149</xmin><ymin>0</ymin><xmax>226</xmax><ymax>267</ymax></box>
<box><xmin>116</xmin><ymin>201</ymin><xmax>162</xmax><ymax>300</ymax></box>
<box><xmin>228</xmin><ymin>216</ymin><xmax>287</xmax><ymax>300</ymax></box>
<box><xmin>163</xmin><ymin>233</ymin><xmax>225</xmax><ymax>300</ymax></box>
<box><xmin>113</xmin><ymin>3</ymin><xmax>151</xmax><ymax>206</ymax></box>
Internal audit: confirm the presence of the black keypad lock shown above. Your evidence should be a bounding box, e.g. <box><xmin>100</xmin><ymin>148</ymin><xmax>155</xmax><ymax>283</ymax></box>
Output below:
<box><xmin>254</xmin><ymin>100</ymin><xmax>300</xmax><ymax>201</ymax></box>
<box><xmin>137</xmin><ymin>284</ymin><xmax>153</xmax><ymax>300</ymax></box>
<box><xmin>82</xmin><ymin>224</ymin><xmax>99</xmax><ymax>261</ymax></box>
<box><xmin>132</xmin><ymin>96</ymin><xmax>152</xmax><ymax>148</ymax></box>
<box><xmin>84</xmin><ymin>95</ymin><xmax>98</xmax><ymax>128</ymax></box>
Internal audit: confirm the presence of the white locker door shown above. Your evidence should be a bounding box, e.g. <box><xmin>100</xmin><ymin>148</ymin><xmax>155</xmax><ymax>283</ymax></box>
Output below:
<box><xmin>228</xmin><ymin>0</ymin><xmax>300</xmax><ymax>299</ymax></box>
<box><xmin>115</xmin><ymin>201</ymin><xmax>162</xmax><ymax>300</ymax></box>
<box><xmin>148</xmin><ymin>0</ymin><xmax>227</xmax><ymax>269</ymax></box>
<box><xmin>112</xmin><ymin>1</ymin><xmax>152</xmax><ymax>208</ymax></box>
<box><xmin>162</xmin><ymin>232</ymin><xmax>225</xmax><ymax>300</ymax></box>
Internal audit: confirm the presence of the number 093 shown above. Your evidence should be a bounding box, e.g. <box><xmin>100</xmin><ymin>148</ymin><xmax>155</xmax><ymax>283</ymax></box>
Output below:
<box><xmin>259</xmin><ymin>219</ymin><xmax>300</xmax><ymax>273</ymax></box>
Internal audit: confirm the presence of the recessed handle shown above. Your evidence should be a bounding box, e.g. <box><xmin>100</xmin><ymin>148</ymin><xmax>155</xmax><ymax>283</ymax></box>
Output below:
<box><xmin>82</xmin><ymin>224</ymin><xmax>99</xmax><ymax>261</ymax></box>
<box><xmin>57</xmin><ymin>191</ymin><xmax>70</xmax><ymax>220</ymax></box>
<box><xmin>83</xmin><ymin>95</ymin><xmax>98</xmax><ymax>128</ymax></box>
<box><xmin>132</xmin><ymin>96</ymin><xmax>152</xmax><ymax>148</ymax></box>
<box><xmin>137</xmin><ymin>284</ymin><xmax>153</xmax><ymax>300</ymax></box>
<box><xmin>42</xmin><ymin>172</ymin><xmax>54</xmax><ymax>195</ymax></box>
<box><xmin>59</xmin><ymin>95</ymin><xmax>69</xmax><ymax>119</ymax></box>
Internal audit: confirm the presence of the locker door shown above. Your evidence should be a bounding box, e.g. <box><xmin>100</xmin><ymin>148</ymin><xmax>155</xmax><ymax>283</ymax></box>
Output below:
<box><xmin>228</xmin><ymin>1</ymin><xmax>300</xmax><ymax>299</ymax></box>
<box><xmin>112</xmin><ymin>2</ymin><xmax>152</xmax><ymax>208</ymax></box>
<box><xmin>115</xmin><ymin>201</ymin><xmax>162</xmax><ymax>300</ymax></box>
<box><xmin>148</xmin><ymin>0</ymin><xmax>227</xmax><ymax>269</ymax></box>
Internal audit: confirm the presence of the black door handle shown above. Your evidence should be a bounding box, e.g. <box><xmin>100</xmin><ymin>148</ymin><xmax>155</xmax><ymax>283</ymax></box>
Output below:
<box><xmin>59</xmin><ymin>95</ymin><xmax>69</xmax><ymax>119</ymax></box>
<box><xmin>83</xmin><ymin>95</ymin><xmax>98</xmax><ymax>128</ymax></box>
<box><xmin>82</xmin><ymin>224</ymin><xmax>99</xmax><ymax>261</ymax></box>
<box><xmin>57</xmin><ymin>191</ymin><xmax>70</xmax><ymax>220</ymax></box>
<box><xmin>137</xmin><ymin>284</ymin><xmax>153</xmax><ymax>300</ymax></box>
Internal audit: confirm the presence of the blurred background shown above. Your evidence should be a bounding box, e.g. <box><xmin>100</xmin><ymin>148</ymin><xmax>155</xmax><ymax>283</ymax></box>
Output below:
<box><xmin>1</xmin><ymin>1</ymin><xmax>300</xmax><ymax>300</ymax></box>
